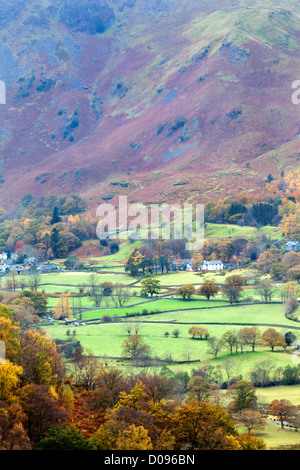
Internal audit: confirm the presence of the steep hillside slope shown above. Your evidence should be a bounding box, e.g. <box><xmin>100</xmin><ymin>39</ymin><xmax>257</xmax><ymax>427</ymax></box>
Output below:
<box><xmin>0</xmin><ymin>0</ymin><xmax>299</xmax><ymax>209</ymax></box>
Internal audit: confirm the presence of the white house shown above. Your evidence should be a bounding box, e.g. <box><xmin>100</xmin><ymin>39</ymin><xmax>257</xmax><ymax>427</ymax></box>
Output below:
<box><xmin>286</xmin><ymin>240</ymin><xmax>300</xmax><ymax>251</ymax></box>
<box><xmin>0</xmin><ymin>253</ymin><xmax>7</xmax><ymax>261</ymax></box>
<box><xmin>201</xmin><ymin>260</ymin><xmax>224</xmax><ymax>271</ymax></box>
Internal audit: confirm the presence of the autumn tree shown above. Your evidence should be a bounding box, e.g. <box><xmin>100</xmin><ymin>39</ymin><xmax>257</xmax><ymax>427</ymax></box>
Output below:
<box><xmin>20</xmin><ymin>329</ymin><xmax>64</xmax><ymax>386</ymax></box>
<box><xmin>53</xmin><ymin>293</ymin><xmax>72</xmax><ymax>320</ymax></box>
<box><xmin>198</xmin><ymin>280</ymin><xmax>218</xmax><ymax>300</ymax></box>
<box><xmin>0</xmin><ymin>316</ymin><xmax>21</xmax><ymax>362</ymax></box>
<box><xmin>122</xmin><ymin>334</ymin><xmax>151</xmax><ymax>360</ymax></box>
<box><xmin>59</xmin><ymin>386</ymin><xmax>74</xmax><ymax>414</ymax></box>
<box><xmin>279</xmin><ymin>206</ymin><xmax>300</xmax><ymax>241</ymax></box>
<box><xmin>188</xmin><ymin>326</ymin><xmax>209</xmax><ymax>340</ymax></box>
<box><xmin>0</xmin><ymin>398</ymin><xmax>32</xmax><ymax>450</ymax></box>
<box><xmin>90</xmin><ymin>382</ymin><xmax>175</xmax><ymax>450</ymax></box>
<box><xmin>36</xmin><ymin>229</ymin><xmax>51</xmax><ymax>259</ymax></box>
<box><xmin>221</xmin><ymin>275</ymin><xmax>244</xmax><ymax>304</ymax></box>
<box><xmin>225</xmin><ymin>274</ymin><xmax>245</xmax><ymax>288</ymax></box>
<box><xmin>187</xmin><ymin>376</ymin><xmax>210</xmax><ymax>403</ymax></box>
<box><xmin>257</xmin><ymin>246</ymin><xmax>282</xmax><ymax>273</ymax></box>
<box><xmin>261</xmin><ymin>328</ymin><xmax>286</xmax><ymax>352</ymax></box>
<box><xmin>284</xmin><ymin>296</ymin><xmax>299</xmax><ymax>316</ymax></box>
<box><xmin>177</xmin><ymin>284</ymin><xmax>196</xmax><ymax>300</ymax></box>
<box><xmin>281</xmin><ymin>281</ymin><xmax>299</xmax><ymax>301</ymax></box>
<box><xmin>11</xmin><ymin>296</ymin><xmax>40</xmax><ymax>329</ymax></box>
<box><xmin>236</xmin><ymin>410</ymin><xmax>266</xmax><ymax>434</ymax></box>
<box><xmin>191</xmin><ymin>251</ymin><xmax>203</xmax><ymax>271</ymax></box>
<box><xmin>135</xmin><ymin>373</ymin><xmax>175</xmax><ymax>403</ymax></box>
<box><xmin>269</xmin><ymin>399</ymin><xmax>296</xmax><ymax>429</ymax></box>
<box><xmin>238</xmin><ymin>327</ymin><xmax>261</xmax><ymax>352</ymax></box>
<box><xmin>237</xmin><ymin>433</ymin><xmax>266</xmax><ymax>450</ymax></box>
<box><xmin>18</xmin><ymin>384</ymin><xmax>68</xmax><ymax>443</ymax></box>
<box><xmin>115</xmin><ymin>424</ymin><xmax>153</xmax><ymax>450</ymax></box>
<box><xmin>0</xmin><ymin>360</ymin><xmax>23</xmax><ymax>401</ymax></box>
<box><xmin>270</xmin><ymin>263</ymin><xmax>286</xmax><ymax>281</ymax></box>
<box><xmin>90</xmin><ymin>367</ymin><xmax>130</xmax><ymax>409</ymax></box>
<box><xmin>0</xmin><ymin>417</ymin><xmax>32</xmax><ymax>450</ymax></box>
<box><xmin>0</xmin><ymin>304</ymin><xmax>14</xmax><ymax>321</ymax></box>
<box><xmin>287</xmin><ymin>264</ymin><xmax>300</xmax><ymax>281</ymax></box>
<box><xmin>172</xmin><ymin>401</ymin><xmax>239</xmax><ymax>450</ymax></box>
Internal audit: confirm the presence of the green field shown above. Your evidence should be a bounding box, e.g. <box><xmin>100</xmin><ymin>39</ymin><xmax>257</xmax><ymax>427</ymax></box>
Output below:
<box><xmin>44</xmin><ymin>321</ymin><xmax>295</xmax><ymax>370</ymax></box>
<box><xmin>139</xmin><ymin>303</ymin><xmax>297</xmax><ymax>327</ymax></box>
<box><xmin>87</xmin><ymin>240</ymin><xmax>143</xmax><ymax>265</ymax></box>
<box><xmin>44</xmin><ymin>301</ymin><xmax>300</xmax><ymax>377</ymax></box>
<box><xmin>204</xmin><ymin>223</ymin><xmax>283</xmax><ymax>240</ymax></box>
<box><xmin>76</xmin><ymin>298</ymin><xmax>229</xmax><ymax>320</ymax></box>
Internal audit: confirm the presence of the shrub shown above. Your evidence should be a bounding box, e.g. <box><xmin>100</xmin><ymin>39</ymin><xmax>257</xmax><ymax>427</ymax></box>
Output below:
<box><xmin>101</xmin><ymin>314</ymin><xmax>113</xmax><ymax>323</ymax></box>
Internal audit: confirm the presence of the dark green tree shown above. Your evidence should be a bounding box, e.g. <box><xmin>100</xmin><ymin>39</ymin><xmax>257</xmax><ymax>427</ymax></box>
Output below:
<box><xmin>51</xmin><ymin>206</ymin><xmax>61</xmax><ymax>225</ymax></box>
<box><xmin>50</xmin><ymin>227</ymin><xmax>60</xmax><ymax>258</ymax></box>
<box><xmin>285</xmin><ymin>331</ymin><xmax>297</xmax><ymax>347</ymax></box>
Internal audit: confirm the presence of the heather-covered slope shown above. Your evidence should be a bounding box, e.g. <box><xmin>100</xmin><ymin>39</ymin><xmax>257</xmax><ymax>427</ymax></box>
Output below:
<box><xmin>0</xmin><ymin>0</ymin><xmax>299</xmax><ymax>209</ymax></box>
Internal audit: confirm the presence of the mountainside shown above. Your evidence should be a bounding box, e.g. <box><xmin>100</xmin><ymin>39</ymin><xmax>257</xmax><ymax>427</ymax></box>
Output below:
<box><xmin>0</xmin><ymin>0</ymin><xmax>300</xmax><ymax>210</ymax></box>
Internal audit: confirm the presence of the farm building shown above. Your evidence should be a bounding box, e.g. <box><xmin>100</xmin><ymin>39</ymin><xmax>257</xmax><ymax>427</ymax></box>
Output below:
<box><xmin>201</xmin><ymin>260</ymin><xmax>224</xmax><ymax>271</ymax></box>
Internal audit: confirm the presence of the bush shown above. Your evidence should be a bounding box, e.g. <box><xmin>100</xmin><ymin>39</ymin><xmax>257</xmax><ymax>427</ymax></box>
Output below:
<box><xmin>172</xmin><ymin>328</ymin><xmax>180</xmax><ymax>338</ymax></box>
<box><xmin>37</xmin><ymin>425</ymin><xmax>95</xmax><ymax>450</ymax></box>
<box><xmin>109</xmin><ymin>241</ymin><xmax>119</xmax><ymax>253</ymax></box>
<box><xmin>101</xmin><ymin>314</ymin><xmax>113</xmax><ymax>322</ymax></box>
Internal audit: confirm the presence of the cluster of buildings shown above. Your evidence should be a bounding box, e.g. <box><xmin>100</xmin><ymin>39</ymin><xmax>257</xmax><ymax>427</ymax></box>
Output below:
<box><xmin>0</xmin><ymin>252</ymin><xmax>58</xmax><ymax>275</ymax></box>
<box><xmin>170</xmin><ymin>258</ymin><xmax>226</xmax><ymax>272</ymax></box>
<box><xmin>0</xmin><ymin>250</ymin><xmax>230</xmax><ymax>277</ymax></box>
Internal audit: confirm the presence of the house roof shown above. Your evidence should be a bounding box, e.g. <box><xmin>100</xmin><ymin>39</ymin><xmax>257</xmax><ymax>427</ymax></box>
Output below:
<box><xmin>202</xmin><ymin>260</ymin><xmax>223</xmax><ymax>265</ymax></box>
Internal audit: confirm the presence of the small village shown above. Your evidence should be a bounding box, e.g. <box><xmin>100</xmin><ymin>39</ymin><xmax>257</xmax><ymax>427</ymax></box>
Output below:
<box><xmin>0</xmin><ymin>252</ymin><xmax>58</xmax><ymax>275</ymax></box>
<box><xmin>0</xmin><ymin>249</ymin><xmax>233</xmax><ymax>277</ymax></box>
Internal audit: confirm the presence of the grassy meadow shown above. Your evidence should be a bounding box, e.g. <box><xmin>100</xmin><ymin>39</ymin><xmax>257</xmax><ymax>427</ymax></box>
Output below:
<box><xmin>44</xmin><ymin>300</ymin><xmax>299</xmax><ymax>377</ymax></box>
